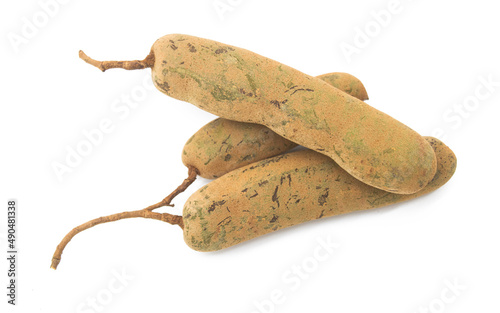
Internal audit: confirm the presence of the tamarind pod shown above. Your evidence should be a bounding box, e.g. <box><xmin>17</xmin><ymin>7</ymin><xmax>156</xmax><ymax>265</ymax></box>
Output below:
<box><xmin>81</xmin><ymin>34</ymin><xmax>435</xmax><ymax>194</ymax></box>
<box><xmin>183</xmin><ymin>72</ymin><xmax>369</xmax><ymax>179</ymax></box>
<box><xmin>150</xmin><ymin>34</ymin><xmax>436</xmax><ymax>194</ymax></box>
<box><xmin>50</xmin><ymin>138</ymin><xmax>454</xmax><ymax>268</ymax></box>
<box><xmin>183</xmin><ymin>137</ymin><xmax>456</xmax><ymax>252</ymax></box>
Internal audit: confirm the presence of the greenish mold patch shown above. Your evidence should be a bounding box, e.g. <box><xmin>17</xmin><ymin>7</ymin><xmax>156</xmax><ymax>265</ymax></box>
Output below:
<box><xmin>343</xmin><ymin>128</ymin><xmax>369</xmax><ymax>155</ymax></box>
<box><xmin>168</xmin><ymin>67</ymin><xmax>203</xmax><ymax>88</ymax></box>
<box><xmin>245</xmin><ymin>73</ymin><xmax>258</xmax><ymax>94</ymax></box>
<box><xmin>198</xmin><ymin>185</ymin><xmax>209</xmax><ymax>194</ymax></box>
<box><xmin>211</xmin><ymin>85</ymin><xmax>239</xmax><ymax>101</ymax></box>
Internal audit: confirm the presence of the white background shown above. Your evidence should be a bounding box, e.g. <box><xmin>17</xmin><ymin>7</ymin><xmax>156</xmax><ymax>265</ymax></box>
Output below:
<box><xmin>1</xmin><ymin>0</ymin><xmax>499</xmax><ymax>312</ymax></box>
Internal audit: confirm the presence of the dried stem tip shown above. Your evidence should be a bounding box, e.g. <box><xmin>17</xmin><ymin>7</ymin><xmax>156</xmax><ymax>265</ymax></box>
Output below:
<box><xmin>50</xmin><ymin>166</ymin><xmax>199</xmax><ymax>270</ymax></box>
<box><xmin>50</xmin><ymin>210</ymin><xmax>183</xmax><ymax>270</ymax></box>
<box><xmin>79</xmin><ymin>50</ymin><xmax>155</xmax><ymax>72</ymax></box>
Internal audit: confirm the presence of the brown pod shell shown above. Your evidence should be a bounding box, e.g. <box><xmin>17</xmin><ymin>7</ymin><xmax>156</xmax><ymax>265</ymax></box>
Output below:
<box><xmin>150</xmin><ymin>34</ymin><xmax>436</xmax><ymax>194</ymax></box>
<box><xmin>182</xmin><ymin>118</ymin><xmax>296</xmax><ymax>179</ymax></box>
<box><xmin>182</xmin><ymin>137</ymin><xmax>456</xmax><ymax>252</ymax></box>
<box><xmin>182</xmin><ymin>72</ymin><xmax>369</xmax><ymax>179</ymax></box>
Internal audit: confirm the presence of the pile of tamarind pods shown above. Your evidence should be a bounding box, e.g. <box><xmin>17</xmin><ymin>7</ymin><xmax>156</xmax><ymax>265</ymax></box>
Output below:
<box><xmin>51</xmin><ymin>34</ymin><xmax>456</xmax><ymax>269</ymax></box>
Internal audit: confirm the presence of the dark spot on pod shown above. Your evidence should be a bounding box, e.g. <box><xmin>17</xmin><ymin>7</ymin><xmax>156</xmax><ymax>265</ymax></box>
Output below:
<box><xmin>155</xmin><ymin>80</ymin><xmax>170</xmax><ymax>93</ymax></box>
<box><xmin>208</xmin><ymin>200</ymin><xmax>227</xmax><ymax>213</ymax></box>
<box><xmin>258</xmin><ymin>180</ymin><xmax>269</xmax><ymax>187</ymax></box>
<box><xmin>215</xmin><ymin>48</ymin><xmax>227</xmax><ymax>54</ymax></box>
<box><xmin>170</xmin><ymin>44</ymin><xmax>178</xmax><ymax>50</ymax></box>
<box><xmin>270</xmin><ymin>99</ymin><xmax>287</xmax><ymax>108</ymax></box>
<box><xmin>185</xmin><ymin>213</ymin><xmax>191</xmax><ymax>219</ymax></box>
<box><xmin>224</xmin><ymin>154</ymin><xmax>232</xmax><ymax>161</ymax></box>
<box><xmin>242</xmin><ymin>188</ymin><xmax>248</xmax><ymax>193</ymax></box>
<box><xmin>249</xmin><ymin>190</ymin><xmax>259</xmax><ymax>198</ymax></box>
<box><xmin>270</xmin><ymin>215</ymin><xmax>279</xmax><ymax>223</ymax></box>
<box><xmin>242</xmin><ymin>155</ymin><xmax>286</xmax><ymax>173</ymax></box>
<box><xmin>187</xmin><ymin>43</ymin><xmax>197</xmax><ymax>53</ymax></box>
<box><xmin>222</xmin><ymin>134</ymin><xmax>231</xmax><ymax>145</ymax></box>
<box><xmin>290</xmin><ymin>88</ymin><xmax>315</xmax><ymax>96</ymax></box>
<box><xmin>318</xmin><ymin>210</ymin><xmax>325</xmax><ymax>219</ymax></box>
<box><xmin>272</xmin><ymin>186</ymin><xmax>280</xmax><ymax>207</ymax></box>
<box><xmin>218</xmin><ymin>216</ymin><xmax>232</xmax><ymax>226</ymax></box>
<box><xmin>162</xmin><ymin>60</ymin><xmax>167</xmax><ymax>65</ymax></box>
<box><xmin>318</xmin><ymin>188</ymin><xmax>330</xmax><ymax>206</ymax></box>
<box><xmin>180</xmin><ymin>61</ymin><xmax>184</xmax><ymax>64</ymax></box>
<box><xmin>242</xmin><ymin>155</ymin><xmax>253</xmax><ymax>161</ymax></box>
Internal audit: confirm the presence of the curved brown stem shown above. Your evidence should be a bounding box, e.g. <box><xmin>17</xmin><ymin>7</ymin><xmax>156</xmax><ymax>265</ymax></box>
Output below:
<box><xmin>144</xmin><ymin>165</ymin><xmax>199</xmax><ymax>211</ymax></box>
<box><xmin>79</xmin><ymin>50</ymin><xmax>155</xmax><ymax>72</ymax></box>
<box><xmin>51</xmin><ymin>210</ymin><xmax>183</xmax><ymax>270</ymax></box>
<box><xmin>51</xmin><ymin>166</ymin><xmax>199</xmax><ymax>270</ymax></box>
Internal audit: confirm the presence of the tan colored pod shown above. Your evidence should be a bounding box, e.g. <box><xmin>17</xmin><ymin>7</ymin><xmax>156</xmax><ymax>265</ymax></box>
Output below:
<box><xmin>182</xmin><ymin>118</ymin><xmax>296</xmax><ymax>179</ymax></box>
<box><xmin>50</xmin><ymin>139</ymin><xmax>455</xmax><ymax>269</ymax></box>
<box><xmin>183</xmin><ymin>72</ymin><xmax>369</xmax><ymax>179</ymax></box>
<box><xmin>80</xmin><ymin>34</ymin><xmax>435</xmax><ymax>194</ymax></box>
<box><xmin>183</xmin><ymin>137</ymin><xmax>456</xmax><ymax>252</ymax></box>
<box><xmin>151</xmin><ymin>34</ymin><xmax>436</xmax><ymax>194</ymax></box>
